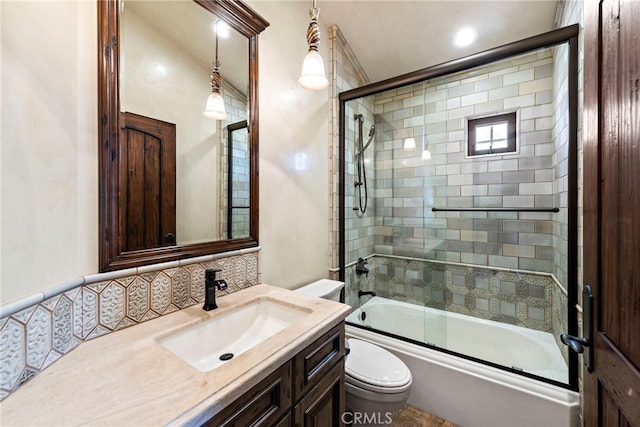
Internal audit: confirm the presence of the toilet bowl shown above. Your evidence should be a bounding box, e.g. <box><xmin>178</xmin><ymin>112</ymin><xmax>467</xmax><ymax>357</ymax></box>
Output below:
<box><xmin>296</xmin><ymin>280</ymin><xmax>412</xmax><ymax>420</ymax></box>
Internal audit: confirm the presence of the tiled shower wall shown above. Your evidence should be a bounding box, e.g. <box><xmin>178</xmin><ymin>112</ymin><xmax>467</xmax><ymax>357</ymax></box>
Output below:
<box><xmin>0</xmin><ymin>250</ymin><xmax>258</xmax><ymax>401</ymax></box>
<box><xmin>329</xmin><ymin>26</ymin><xmax>375</xmax><ymax>270</ymax></box>
<box><xmin>220</xmin><ymin>83</ymin><xmax>249</xmax><ymax>240</ymax></box>
<box><xmin>345</xmin><ymin>255</ymin><xmax>568</xmax><ymax>362</ymax></box>
<box><xmin>367</xmin><ymin>47</ymin><xmax>569</xmax><ymax>278</ymax></box>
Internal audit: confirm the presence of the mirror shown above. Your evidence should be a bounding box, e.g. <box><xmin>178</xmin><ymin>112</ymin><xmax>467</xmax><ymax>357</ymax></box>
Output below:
<box><xmin>98</xmin><ymin>0</ymin><xmax>268</xmax><ymax>271</ymax></box>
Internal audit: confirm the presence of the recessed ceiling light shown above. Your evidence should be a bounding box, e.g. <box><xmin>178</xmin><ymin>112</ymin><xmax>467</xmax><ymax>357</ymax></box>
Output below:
<box><xmin>454</xmin><ymin>27</ymin><xmax>478</xmax><ymax>47</ymax></box>
<box><xmin>213</xmin><ymin>20</ymin><xmax>231</xmax><ymax>39</ymax></box>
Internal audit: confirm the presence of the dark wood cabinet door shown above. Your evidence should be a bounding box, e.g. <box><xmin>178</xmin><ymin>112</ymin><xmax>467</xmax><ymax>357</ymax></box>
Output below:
<box><xmin>293</xmin><ymin>324</ymin><xmax>345</xmax><ymax>402</ymax></box>
<box><xmin>583</xmin><ymin>0</ymin><xmax>640</xmax><ymax>425</ymax></box>
<box><xmin>119</xmin><ymin>112</ymin><xmax>176</xmax><ymax>251</ymax></box>
<box><xmin>294</xmin><ymin>360</ymin><xmax>345</xmax><ymax>427</ymax></box>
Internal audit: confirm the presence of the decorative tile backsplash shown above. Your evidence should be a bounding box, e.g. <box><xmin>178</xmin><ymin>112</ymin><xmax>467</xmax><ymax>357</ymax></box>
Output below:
<box><xmin>0</xmin><ymin>250</ymin><xmax>259</xmax><ymax>401</ymax></box>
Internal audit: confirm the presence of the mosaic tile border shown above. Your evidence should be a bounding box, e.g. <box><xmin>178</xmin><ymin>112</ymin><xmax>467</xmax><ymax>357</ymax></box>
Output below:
<box><xmin>0</xmin><ymin>248</ymin><xmax>260</xmax><ymax>401</ymax></box>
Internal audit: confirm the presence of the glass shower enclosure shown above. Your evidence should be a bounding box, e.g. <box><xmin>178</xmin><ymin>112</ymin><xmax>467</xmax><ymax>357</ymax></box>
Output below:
<box><xmin>339</xmin><ymin>26</ymin><xmax>579</xmax><ymax>389</ymax></box>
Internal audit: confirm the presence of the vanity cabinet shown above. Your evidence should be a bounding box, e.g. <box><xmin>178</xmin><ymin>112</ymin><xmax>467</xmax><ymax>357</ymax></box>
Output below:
<box><xmin>205</xmin><ymin>323</ymin><xmax>345</xmax><ymax>427</ymax></box>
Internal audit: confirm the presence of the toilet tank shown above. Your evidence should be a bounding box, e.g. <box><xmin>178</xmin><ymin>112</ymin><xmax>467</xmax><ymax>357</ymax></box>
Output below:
<box><xmin>295</xmin><ymin>279</ymin><xmax>344</xmax><ymax>302</ymax></box>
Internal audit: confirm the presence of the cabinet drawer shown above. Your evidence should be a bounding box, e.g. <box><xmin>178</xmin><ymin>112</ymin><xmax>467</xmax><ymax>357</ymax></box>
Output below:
<box><xmin>205</xmin><ymin>361</ymin><xmax>292</xmax><ymax>427</ymax></box>
<box><xmin>293</xmin><ymin>323</ymin><xmax>345</xmax><ymax>401</ymax></box>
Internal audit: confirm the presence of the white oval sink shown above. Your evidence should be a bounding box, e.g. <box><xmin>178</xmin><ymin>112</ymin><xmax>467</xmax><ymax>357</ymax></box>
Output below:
<box><xmin>156</xmin><ymin>297</ymin><xmax>311</xmax><ymax>372</ymax></box>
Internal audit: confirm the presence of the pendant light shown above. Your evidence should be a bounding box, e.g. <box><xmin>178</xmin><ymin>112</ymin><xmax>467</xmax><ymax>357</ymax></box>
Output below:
<box><xmin>203</xmin><ymin>20</ymin><xmax>228</xmax><ymax>120</ymax></box>
<box><xmin>298</xmin><ymin>0</ymin><xmax>328</xmax><ymax>90</ymax></box>
<box><xmin>403</xmin><ymin>137</ymin><xmax>416</xmax><ymax>150</ymax></box>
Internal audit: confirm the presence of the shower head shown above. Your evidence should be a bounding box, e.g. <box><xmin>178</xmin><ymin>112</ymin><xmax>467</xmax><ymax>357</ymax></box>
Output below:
<box><xmin>368</xmin><ymin>124</ymin><xmax>376</xmax><ymax>138</ymax></box>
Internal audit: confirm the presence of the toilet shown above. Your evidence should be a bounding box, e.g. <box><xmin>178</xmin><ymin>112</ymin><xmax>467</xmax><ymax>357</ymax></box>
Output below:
<box><xmin>295</xmin><ymin>279</ymin><xmax>412</xmax><ymax>419</ymax></box>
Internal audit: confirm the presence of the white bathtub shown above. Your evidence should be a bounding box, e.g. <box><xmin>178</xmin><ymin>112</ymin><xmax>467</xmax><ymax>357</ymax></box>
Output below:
<box><xmin>346</xmin><ymin>297</ymin><xmax>579</xmax><ymax>427</ymax></box>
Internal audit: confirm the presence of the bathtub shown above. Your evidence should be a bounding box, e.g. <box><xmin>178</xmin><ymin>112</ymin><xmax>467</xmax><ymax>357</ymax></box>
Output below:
<box><xmin>345</xmin><ymin>297</ymin><xmax>579</xmax><ymax>427</ymax></box>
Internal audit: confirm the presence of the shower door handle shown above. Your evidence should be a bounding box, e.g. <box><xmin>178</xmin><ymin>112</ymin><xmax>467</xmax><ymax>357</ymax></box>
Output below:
<box><xmin>560</xmin><ymin>284</ymin><xmax>593</xmax><ymax>372</ymax></box>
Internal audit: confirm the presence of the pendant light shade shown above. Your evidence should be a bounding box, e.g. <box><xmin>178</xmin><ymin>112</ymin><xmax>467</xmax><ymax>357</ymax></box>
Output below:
<box><xmin>203</xmin><ymin>91</ymin><xmax>228</xmax><ymax>120</ymax></box>
<box><xmin>203</xmin><ymin>20</ymin><xmax>228</xmax><ymax>121</ymax></box>
<box><xmin>421</xmin><ymin>148</ymin><xmax>432</xmax><ymax>160</ymax></box>
<box><xmin>299</xmin><ymin>0</ymin><xmax>328</xmax><ymax>90</ymax></box>
<box><xmin>299</xmin><ymin>50</ymin><xmax>328</xmax><ymax>90</ymax></box>
<box><xmin>404</xmin><ymin>137</ymin><xmax>416</xmax><ymax>150</ymax></box>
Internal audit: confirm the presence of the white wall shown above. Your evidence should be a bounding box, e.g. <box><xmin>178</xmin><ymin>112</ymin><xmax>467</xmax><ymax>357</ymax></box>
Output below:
<box><xmin>0</xmin><ymin>0</ymin><xmax>332</xmax><ymax>304</ymax></box>
<box><xmin>248</xmin><ymin>1</ymin><xmax>331</xmax><ymax>289</ymax></box>
<box><xmin>1</xmin><ymin>1</ymin><xmax>98</xmax><ymax>303</ymax></box>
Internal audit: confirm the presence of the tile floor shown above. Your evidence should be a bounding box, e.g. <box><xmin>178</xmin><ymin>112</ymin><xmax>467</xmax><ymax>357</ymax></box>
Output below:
<box><xmin>393</xmin><ymin>405</ymin><xmax>458</xmax><ymax>427</ymax></box>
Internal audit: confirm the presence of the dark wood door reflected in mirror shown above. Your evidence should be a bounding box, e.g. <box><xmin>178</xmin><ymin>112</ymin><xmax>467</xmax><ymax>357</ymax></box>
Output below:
<box><xmin>98</xmin><ymin>0</ymin><xmax>268</xmax><ymax>271</ymax></box>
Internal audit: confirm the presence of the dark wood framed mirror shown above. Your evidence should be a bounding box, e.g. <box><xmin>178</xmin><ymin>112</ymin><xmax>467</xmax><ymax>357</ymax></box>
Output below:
<box><xmin>98</xmin><ymin>0</ymin><xmax>268</xmax><ymax>272</ymax></box>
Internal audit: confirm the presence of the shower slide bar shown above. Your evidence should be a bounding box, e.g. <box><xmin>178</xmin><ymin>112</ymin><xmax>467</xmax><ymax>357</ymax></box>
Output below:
<box><xmin>432</xmin><ymin>207</ymin><xmax>560</xmax><ymax>213</ymax></box>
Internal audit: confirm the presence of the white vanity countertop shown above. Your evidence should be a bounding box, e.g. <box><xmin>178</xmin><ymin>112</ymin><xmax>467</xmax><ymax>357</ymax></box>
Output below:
<box><xmin>0</xmin><ymin>284</ymin><xmax>351</xmax><ymax>426</ymax></box>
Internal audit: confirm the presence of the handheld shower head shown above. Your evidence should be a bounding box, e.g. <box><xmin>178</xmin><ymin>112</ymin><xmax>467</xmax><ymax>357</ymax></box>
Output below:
<box><xmin>368</xmin><ymin>124</ymin><xmax>376</xmax><ymax>138</ymax></box>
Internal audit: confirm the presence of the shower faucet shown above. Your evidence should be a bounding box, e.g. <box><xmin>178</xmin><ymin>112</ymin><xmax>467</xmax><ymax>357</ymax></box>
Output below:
<box><xmin>203</xmin><ymin>268</ymin><xmax>228</xmax><ymax>311</ymax></box>
<box><xmin>355</xmin><ymin>257</ymin><xmax>369</xmax><ymax>276</ymax></box>
<box><xmin>358</xmin><ymin>290</ymin><xmax>376</xmax><ymax>298</ymax></box>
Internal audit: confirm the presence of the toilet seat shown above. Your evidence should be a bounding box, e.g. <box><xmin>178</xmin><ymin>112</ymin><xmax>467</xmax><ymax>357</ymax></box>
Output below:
<box><xmin>346</xmin><ymin>339</ymin><xmax>412</xmax><ymax>394</ymax></box>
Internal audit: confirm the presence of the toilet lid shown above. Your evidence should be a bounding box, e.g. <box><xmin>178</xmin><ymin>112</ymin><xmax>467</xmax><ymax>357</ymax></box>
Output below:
<box><xmin>345</xmin><ymin>339</ymin><xmax>412</xmax><ymax>388</ymax></box>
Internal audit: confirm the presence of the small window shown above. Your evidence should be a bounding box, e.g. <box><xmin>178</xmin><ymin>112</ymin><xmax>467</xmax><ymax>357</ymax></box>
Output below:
<box><xmin>467</xmin><ymin>112</ymin><xmax>517</xmax><ymax>157</ymax></box>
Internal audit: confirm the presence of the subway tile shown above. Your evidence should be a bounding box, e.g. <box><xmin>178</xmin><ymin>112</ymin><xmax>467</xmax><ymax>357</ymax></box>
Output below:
<box><xmin>473</xmin><ymin>100</ymin><xmax>506</xmax><ymax>115</ymax></box>
<box><xmin>503</xmin><ymin>244</ymin><xmax>535</xmax><ymax>258</ymax></box>
<box><xmin>519</xmin><ymin>77</ymin><xmax>553</xmax><ymax>95</ymax></box>
<box><xmin>461</xmin><ymin>91</ymin><xmax>488</xmax><ymax>106</ymax></box>
<box><xmin>518</xmin><ymin>156</ymin><xmax>552</xmax><ymax>170</ymax></box>
<box><xmin>535</xmin><ymin>63</ymin><xmax>554</xmax><ymax>79</ymax></box>
<box><xmin>489</xmin><ymin>255</ymin><xmax>519</xmax><ymax>269</ymax></box>
<box><xmin>448</xmin><ymin>105</ymin><xmax>475</xmax><ymax>120</ymax></box>
<box><xmin>503</xmin><ymin>195</ymin><xmax>535</xmax><ymax>207</ymax></box>
<box><xmin>447</xmin><ymin>82</ymin><xmax>475</xmax><ymax>97</ymax></box>
<box><xmin>503</xmin><ymin>170</ymin><xmax>535</xmax><ymax>183</ymax></box>
<box><xmin>535</xmin><ymin>194</ymin><xmax>554</xmax><ymax>207</ymax></box>
<box><xmin>519</xmin><ymin>258</ymin><xmax>553</xmax><ymax>273</ymax></box>
<box><xmin>448</xmin><ymin>174</ymin><xmax>473</xmax><ymax>186</ymax></box>
<box><xmin>503</xmin><ymin>68</ymin><xmax>534</xmax><ymax>86</ymax></box>
<box><xmin>504</xmin><ymin>94</ymin><xmax>535</xmax><ymax>109</ymax></box>
<box><xmin>474</xmin><ymin>196</ymin><xmax>503</xmax><ymax>207</ymax></box>
<box><xmin>474</xmin><ymin>76</ymin><xmax>503</xmax><ymax>92</ymax></box>
<box><xmin>473</xmin><ymin>171</ymin><xmax>502</xmax><ymax>185</ymax></box>
<box><xmin>474</xmin><ymin>242</ymin><xmax>502</xmax><ymax>255</ymax></box>
<box><xmin>461</xmin><ymin>185</ymin><xmax>488</xmax><ymax>196</ymax></box>
<box><xmin>487</xmin><ymin>159</ymin><xmax>519</xmax><ymax>172</ymax></box>
<box><xmin>447</xmin><ymin>240</ymin><xmax>474</xmax><ymax>253</ymax></box>
<box><xmin>519</xmin><ymin>232</ymin><xmax>553</xmax><ymax>246</ymax></box>
<box><xmin>536</xmin><ymin>246</ymin><xmax>555</xmax><ymax>260</ymax></box>
<box><xmin>488</xmin><ymin>183</ymin><xmax>519</xmax><ymax>196</ymax></box>
<box><xmin>519</xmin><ymin>182</ymin><xmax>553</xmax><ymax>195</ymax></box>
<box><xmin>446</xmin><ymin>97</ymin><xmax>461</xmax><ymax>110</ymax></box>
<box><xmin>488</xmin><ymin>84</ymin><xmax>519</xmax><ymax>101</ymax></box>
<box><xmin>460</xmin><ymin>230</ymin><xmax>488</xmax><ymax>242</ymax></box>
<box><xmin>461</xmin><ymin>252</ymin><xmax>488</xmax><ymax>265</ymax></box>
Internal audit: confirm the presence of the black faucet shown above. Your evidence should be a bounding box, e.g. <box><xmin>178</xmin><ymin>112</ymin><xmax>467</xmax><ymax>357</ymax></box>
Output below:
<box><xmin>358</xmin><ymin>290</ymin><xmax>376</xmax><ymax>298</ymax></box>
<box><xmin>203</xmin><ymin>268</ymin><xmax>228</xmax><ymax>311</ymax></box>
<box><xmin>355</xmin><ymin>257</ymin><xmax>369</xmax><ymax>276</ymax></box>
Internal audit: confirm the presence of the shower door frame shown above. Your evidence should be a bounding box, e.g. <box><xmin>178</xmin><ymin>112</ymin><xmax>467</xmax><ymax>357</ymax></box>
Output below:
<box><xmin>338</xmin><ymin>24</ymin><xmax>580</xmax><ymax>391</ymax></box>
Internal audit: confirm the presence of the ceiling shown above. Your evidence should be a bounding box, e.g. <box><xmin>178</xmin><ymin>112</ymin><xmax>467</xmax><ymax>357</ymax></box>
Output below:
<box><xmin>123</xmin><ymin>0</ymin><xmax>249</xmax><ymax>94</ymax></box>
<box><xmin>122</xmin><ymin>1</ymin><xmax>559</xmax><ymax>92</ymax></box>
<box><xmin>318</xmin><ymin>0</ymin><xmax>559</xmax><ymax>83</ymax></box>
